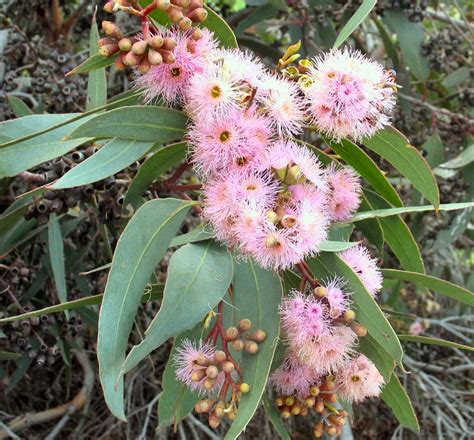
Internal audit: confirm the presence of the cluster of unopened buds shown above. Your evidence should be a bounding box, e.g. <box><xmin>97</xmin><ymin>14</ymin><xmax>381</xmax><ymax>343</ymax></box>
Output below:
<box><xmin>174</xmin><ymin>311</ymin><xmax>266</xmax><ymax>427</ymax></box>
<box><xmin>99</xmin><ymin>0</ymin><xmax>208</xmax><ymax>72</ymax></box>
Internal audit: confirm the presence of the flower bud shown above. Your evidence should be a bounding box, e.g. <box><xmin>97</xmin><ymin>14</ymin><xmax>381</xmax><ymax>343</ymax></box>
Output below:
<box><xmin>191</xmin><ymin>369</ymin><xmax>206</xmax><ymax>382</ymax></box>
<box><xmin>215</xmin><ymin>400</ymin><xmax>225</xmax><ymax>417</ymax></box>
<box><xmin>187</xmin><ymin>7</ymin><xmax>208</xmax><ymax>22</ymax></box>
<box><xmin>272</xmin><ymin>166</ymin><xmax>287</xmax><ymax>182</ymax></box>
<box><xmin>123</xmin><ymin>51</ymin><xmax>140</xmax><ymax>67</ymax></box>
<box><xmin>280</xmin><ymin>406</ymin><xmax>291</xmax><ymax>419</ymax></box>
<box><xmin>156</xmin><ymin>0</ymin><xmax>171</xmax><ymax>9</ymax></box>
<box><xmin>132</xmin><ymin>40</ymin><xmax>148</xmax><ymax>56</ymax></box>
<box><xmin>102</xmin><ymin>21</ymin><xmax>123</xmax><ymax>39</ymax></box>
<box><xmin>314</xmin><ymin>398</ymin><xmax>324</xmax><ymax>413</ymax></box>
<box><xmin>161</xmin><ymin>37</ymin><xmax>178</xmax><ymax>51</ymax></box>
<box><xmin>160</xmin><ymin>50</ymin><xmax>176</xmax><ymax>64</ymax></box>
<box><xmin>203</xmin><ymin>378</ymin><xmax>216</xmax><ymax>390</ymax></box>
<box><xmin>351</xmin><ymin>321</ymin><xmax>367</xmax><ymax>337</ymax></box>
<box><xmin>103</xmin><ymin>1</ymin><xmax>115</xmax><ymax>13</ymax></box>
<box><xmin>221</xmin><ymin>361</ymin><xmax>234</xmax><ymax>373</ymax></box>
<box><xmin>305</xmin><ymin>397</ymin><xmax>316</xmax><ymax>407</ymax></box>
<box><xmin>226</xmin><ymin>410</ymin><xmax>237</xmax><ymax>420</ymax></box>
<box><xmin>138</xmin><ymin>58</ymin><xmax>151</xmax><ymax>74</ymax></box>
<box><xmin>244</xmin><ymin>341</ymin><xmax>259</xmax><ymax>354</ymax></box>
<box><xmin>314</xmin><ymin>422</ymin><xmax>324</xmax><ymax>437</ymax></box>
<box><xmin>286</xmin><ymin>164</ymin><xmax>306</xmax><ymax>185</ymax></box>
<box><xmin>149</xmin><ymin>35</ymin><xmax>164</xmax><ymax>49</ymax></box>
<box><xmin>275</xmin><ymin>396</ymin><xmax>284</xmax><ymax>406</ymax></box>
<box><xmin>309</xmin><ymin>385</ymin><xmax>319</xmax><ymax>396</ymax></box>
<box><xmin>313</xmin><ymin>286</ymin><xmax>327</xmax><ymax>299</ymax></box>
<box><xmin>225</xmin><ymin>326</ymin><xmax>239</xmax><ymax>341</ymax></box>
<box><xmin>291</xmin><ymin>403</ymin><xmax>301</xmax><ymax>415</ymax></box>
<box><xmin>326</xmin><ymin>426</ymin><xmax>337</xmax><ymax>436</ymax></box>
<box><xmin>179</xmin><ymin>17</ymin><xmax>193</xmax><ymax>31</ymax></box>
<box><xmin>195</xmin><ymin>399</ymin><xmax>211</xmax><ymax>413</ymax></box>
<box><xmin>167</xmin><ymin>6</ymin><xmax>184</xmax><ymax>22</ymax></box>
<box><xmin>246</xmin><ymin>330</ymin><xmax>267</xmax><ymax>343</ymax></box>
<box><xmin>240</xmin><ymin>383</ymin><xmax>250</xmax><ymax>393</ymax></box>
<box><xmin>232</xmin><ymin>339</ymin><xmax>244</xmax><ymax>351</ymax></box>
<box><xmin>148</xmin><ymin>49</ymin><xmax>163</xmax><ymax>66</ymax></box>
<box><xmin>187</xmin><ymin>0</ymin><xmax>203</xmax><ymax>11</ymax></box>
<box><xmin>284</xmin><ymin>396</ymin><xmax>295</xmax><ymax>406</ymax></box>
<box><xmin>209</xmin><ymin>413</ymin><xmax>221</xmax><ymax>428</ymax></box>
<box><xmin>214</xmin><ymin>350</ymin><xmax>226</xmax><ymax>363</ymax></box>
<box><xmin>191</xmin><ymin>28</ymin><xmax>203</xmax><ymax>40</ymax></box>
<box><xmin>238</xmin><ymin>318</ymin><xmax>252</xmax><ymax>332</ymax></box>
<box><xmin>99</xmin><ymin>43</ymin><xmax>119</xmax><ymax>57</ymax></box>
<box><xmin>171</xmin><ymin>0</ymin><xmax>190</xmax><ymax>7</ymax></box>
<box><xmin>114</xmin><ymin>55</ymin><xmax>126</xmax><ymax>71</ymax></box>
<box><xmin>206</xmin><ymin>365</ymin><xmax>219</xmax><ymax>379</ymax></box>
<box><xmin>118</xmin><ymin>38</ymin><xmax>132</xmax><ymax>51</ymax></box>
<box><xmin>196</xmin><ymin>354</ymin><xmax>209</xmax><ymax>366</ymax></box>
<box><xmin>265</xmin><ymin>210</ymin><xmax>279</xmax><ymax>224</ymax></box>
<box><xmin>323</xmin><ymin>393</ymin><xmax>337</xmax><ymax>403</ymax></box>
<box><xmin>343</xmin><ymin>309</ymin><xmax>356</xmax><ymax>322</ymax></box>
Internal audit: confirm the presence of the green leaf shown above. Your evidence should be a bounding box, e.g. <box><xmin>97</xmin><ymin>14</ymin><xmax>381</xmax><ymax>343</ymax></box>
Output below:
<box><xmin>381</xmin><ymin>374</ymin><xmax>419</xmax><ymax>432</ymax></box>
<box><xmin>383</xmin><ymin>10</ymin><xmax>429</xmax><ymax>80</ymax></box>
<box><xmin>373</xmin><ymin>17</ymin><xmax>399</xmax><ymax>69</ymax></box>
<box><xmin>318</xmin><ymin>241</ymin><xmax>358</xmax><ymax>252</ymax></box>
<box><xmin>397</xmin><ymin>334</ymin><xmax>474</xmax><ymax>352</ymax></box>
<box><xmin>363</xmin><ymin>127</ymin><xmax>439</xmax><ymax>208</ymax></box>
<box><xmin>224</xmin><ymin>260</ymin><xmax>283</xmax><ymax>440</ymax></box>
<box><xmin>356</xmin><ymin>197</ymin><xmax>385</xmax><ymax>253</ymax></box>
<box><xmin>120</xmin><ymin>241</ymin><xmax>233</xmax><ymax>376</ymax></box>
<box><xmin>364</xmin><ymin>191</ymin><xmax>424</xmax><ymax>273</ymax></box>
<box><xmin>169</xmin><ymin>224</ymin><xmax>215</xmax><ymax>247</ymax></box>
<box><xmin>442</xmin><ymin>66</ymin><xmax>470</xmax><ymax>89</ymax></box>
<box><xmin>51</xmin><ymin>138</ymin><xmax>154</xmax><ymax>189</ymax></box>
<box><xmin>438</xmin><ymin>145</ymin><xmax>474</xmax><ymax>169</ymax></box>
<box><xmin>350</xmin><ymin>201</ymin><xmax>474</xmax><ymax>222</ymax></box>
<box><xmin>48</xmin><ymin>213</ymin><xmax>68</xmax><ymax>318</ymax></box>
<box><xmin>0</xmin><ymin>285</ymin><xmax>164</xmax><ymax>324</ymax></box>
<box><xmin>202</xmin><ymin>6</ymin><xmax>239</xmax><ymax>48</ymax></box>
<box><xmin>422</xmin><ymin>133</ymin><xmax>445</xmax><ymax>168</ymax></box>
<box><xmin>308</xmin><ymin>253</ymin><xmax>403</xmax><ymax>366</ymax></box>
<box><xmin>357</xmin><ymin>334</ymin><xmax>395</xmax><ymax>381</ymax></box>
<box><xmin>70</xmin><ymin>105</ymin><xmax>187</xmax><ymax>141</ymax></box>
<box><xmin>86</xmin><ymin>16</ymin><xmax>107</xmax><ymax>111</ymax></box>
<box><xmin>329</xmin><ymin>138</ymin><xmax>403</xmax><ymax>207</ymax></box>
<box><xmin>333</xmin><ymin>0</ymin><xmax>377</xmax><ymax>48</ymax></box>
<box><xmin>67</xmin><ymin>53</ymin><xmax>119</xmax><ymax>75</ymax></box>
<box><xmin>235</xmin><ymin>5</ymin><xmax>279</xmax><ymax>36</ymax></box>
<box><xmin>123</xmin><ymin>142</ymin><xmax>188</xmax><ymax>210</ymax></box>
<box><xmin>97</xmin><ymin>198</ymin><xmax>196</xmax><ymax>421</ymax></box>
<box><xmin>382</xmin><ymin>269</ymin><xmax>474</xmax><ymax>307</ymax></box>
<box><xmin>431</xmin><ymin>207</ymin><xmax>473</xmax><ymax>251</ymax></box>
<box><xmin>262</xmin><ymin>394</ymin><xmax>291</xmax><ymax>440</ymax></box>
<box><xmin>7</xmin><ymin>95</ymin><xmax>33</xmax><ymax>117</ymax></box>
<box><xmin>158</xmin><ymin>326</ymin><xmax>202</xmax><ymax>427</ymax></box>
<box><xmin>0</xmin><ymin>351</ymin><xmax>21</xmax><ymax>361</ymax></box>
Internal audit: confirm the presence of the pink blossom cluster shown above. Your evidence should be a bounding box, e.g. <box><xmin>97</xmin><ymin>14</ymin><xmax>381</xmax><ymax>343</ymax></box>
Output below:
<box><xmin>135</xmin><ymin>27</ymin><xmax>397</xmax><ymax>270</ymax></box>
<box><xmin>270</xmin><ymin>278</ymin><xmax>384</xmax><ymax>403</ymax></box>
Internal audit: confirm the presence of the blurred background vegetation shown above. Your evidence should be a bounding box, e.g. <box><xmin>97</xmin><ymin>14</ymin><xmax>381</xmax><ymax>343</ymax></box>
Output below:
<box><xmin>0</xmin><ymin>0</ymin><xmax>472</xmax><ymax>438</ymax></box>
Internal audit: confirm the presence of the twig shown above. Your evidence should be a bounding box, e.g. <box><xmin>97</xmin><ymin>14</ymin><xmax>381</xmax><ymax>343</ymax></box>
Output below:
<box><xmin>187</xmin><ymin>414</ymin><xmax>221</xmax><ymax>440</ymax></box>
<box><xmin>136</xmin><ymin>393</ymin><xmax>162</xmax><ymax>440</ymax></box>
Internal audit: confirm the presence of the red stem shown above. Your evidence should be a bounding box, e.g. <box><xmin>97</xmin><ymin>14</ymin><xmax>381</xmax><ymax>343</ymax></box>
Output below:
<box><xmin>296</xmin><ymin>261</ymin><xmax>318</xmax><ymax>289</ymax></box>
<box><xmin>168</xmin><ymin>184</ymin><xmax>202</xmax><ymax>192</ymax></box>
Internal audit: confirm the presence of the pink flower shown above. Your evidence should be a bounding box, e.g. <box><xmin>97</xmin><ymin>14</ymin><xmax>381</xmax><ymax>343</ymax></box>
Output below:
<box><xmin>136</xmin><ymin>28</ymin><xmax>216</xmax><ymax>104</ymax></box>
<box><xmin>324</xmin><ymin>277</ymin><xmax>351</xmax><ymax>318</ymax></box>
<box><xmin>409</xmin><ymin>321</ymin><xmax>424</xmax><ymax>336</ymax></box>
<box><xmin>174</xmin><ymin>339</ymin><xmax>225</xmax><ymax>395</ymax></box>
<box><xmin>326</xmin><ymin>164</ymin><xmax>361</xmax><ymax>221</ymax></box>
<box><xmin>189</xmin><ymin>108</ymin><xmax>272</xmax><ymax>176</ymax></box>
<box><xmin>211</xmin><ymin>48</ymin><xmax>265</xmax><ymax>86</ymax></box>
<box><xmin>304</xmin><ymin>48</ymin><xmax>396</xmax><ymax>141</ymax></box>
<box><xmin>297</xmin><ymin>326</ymin><xmax>357</xmax><ymax>375</ymax></box>
<box><xmin>185</xmin><ymin>64</ymin><xmax>243</xmax><ymax>120</ymax></box>
<box><xmin>335</xmin><ymin>355</ymin><xmax>384</xmax><ymax>402</ymax></box>
<box><xmin>262</xmin><ymin>140</ymin><xmax>327</xmax><ymax>189</ymax></box>
<box><xmin>270</xmin><ymin>354</ymin><xmax>320</xmax><ymax>399</ymax></box>
<box><xmin>256</xmin><ymin>74</ymin><xmax>305</xmax><ymax>136</ymax></box>
<box><xmin>339</xmin><ymin>245</ymin><xmax>383</xmax><ymax>297</ymax></box>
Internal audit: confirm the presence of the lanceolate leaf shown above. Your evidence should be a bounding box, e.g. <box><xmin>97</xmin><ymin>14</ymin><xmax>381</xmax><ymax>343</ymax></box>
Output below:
<box><xmin>67</xmin><ymin>52</ymin><xmax>119</xmax><ymax>76</ymax></box>
<box><xmin>86</xmin><ymin>17</ymin><xmax>107</xmax><ymax>111</ymax></box>
<box><xmin>158</xmin><ymin>325</ymin><xmax>203</xmax><ymax>427</ymax></box>
<box><xmin>7</xmin><ymin>95</ymin><xmax>33</xmax><ymax>117</ymax></box>
<box><xmin>308</xmin><ymin>253</ymin><xmax>403</xmax><ymax>365</ymax></box>
<box><xmin>123</xmin><ymin>142</ymin><xmax>188</xmax><ymax>210</ymax></box>
<box><xmin>70</xmin><ymin>106</ymin><xmax>187</xmax><ymax>141</ymax></box>
<box><xmin>48</xmin><ymin>214</ymin><xmax>68</xmax><ymax>318</ymax></box>
<box><xmin>381</xmin><ymin>374</ymin><xmax>419</xmax><ymax>432</ymax></box>
<box><xmin>350</xmin><ymin>201</ymin><xmax>474</xmax><ymax>221</ymax></box>
<box><xmin>397</xmin><ymin>334</ymin><xmax>474</xmax><ymax>352</ymax></box>
<box><xmin>329</xmin><ymin>138</ymin><xmax>403</xmax><ymax>207</ymax></box>
<box><xmin>364</xmin><ymin>191</ymin><xmax>424</xmax><ymax>273</ymax></box>
<box><xmin>357</xmin><ymin>197</ymin><xmax>385</xmax><ymax>253</ymax></box>
<box><xmin>169</xmin><ymin>225</ymin><xmax>215</xmax><ymax>248</ymax></box>
<box><xmin>202</xmin><ymin>6</ymin><xmax>239</xmax><ymax>48</ymax></box>
<box><xmin>333</xmin><ymin>0</ymin><xmax>377</xmax><ymax>49</ymax></box>
<box><xmin>120</xmin><ymin>241</ymin><xmax>233</xmax><ymax>376</ymax></box>
<box><xmin>363</xmin><ymin>127</ymin><xmax>439</xmax><ymax>207</ymax></box>
<box><xmin>51</xmin><ymin>138</ymin><xmax>154</xmax><ymax>189</ymax></box>
<box><xmin>358</xmin><ymin>334</ymin><xmax>395</xmax><ymax>381</ymax></box>
<box><xmin>318</xmin><ymin>241</ymin><xmax>358</xmax><ymax>252</ymax></box>
<box><xmin>262</xmin><ymin>394</ymin><xmax>292</xmax><ymax>440</ymax></box>
<box><xmin>382</xmin><ymin>269</ymin><xmax>474</xmax><ymax>307</ymax></box>
<box><xmin>98</xmin><ymin>198</ymin><xmax>196</xmax><ymax>421</ymax></box>
<box><xmin>224</xmin><ymin>260</ymin><xmax>283</xmax><ymax>440</ymax></box>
